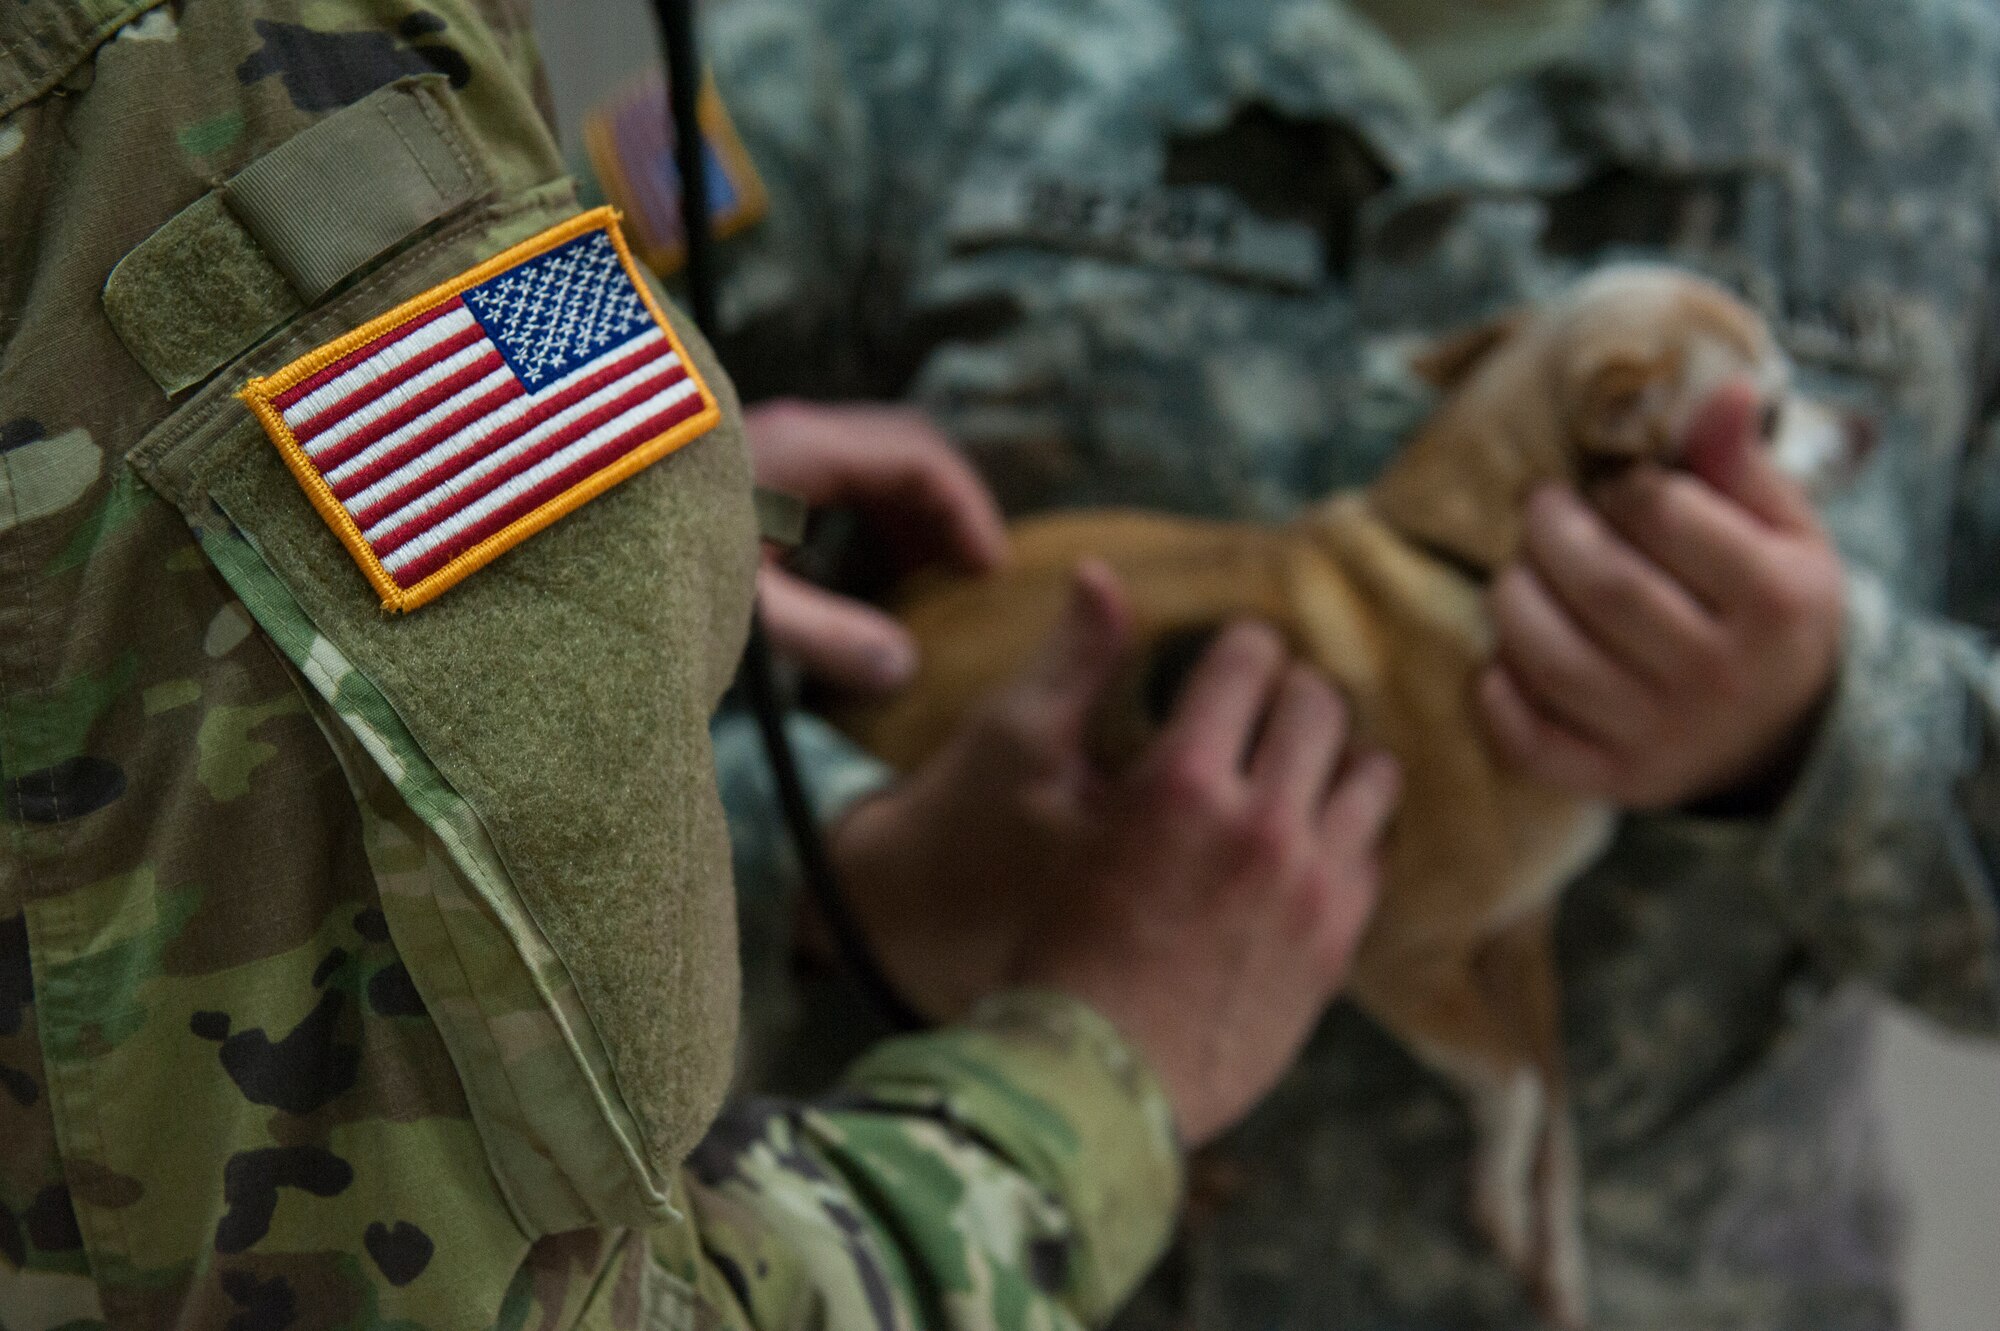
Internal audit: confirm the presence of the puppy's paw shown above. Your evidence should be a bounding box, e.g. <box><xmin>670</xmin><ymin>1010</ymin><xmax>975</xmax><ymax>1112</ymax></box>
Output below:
<box><xmin>1530</xmin><ymin>1112</ymin><xmax>1590</xmax><ymax>1330</ymax></box>
<box><xmin>1468</xmin><ymin>1068</ymin><xmax>1544</xmax><ymax>1271</ymax></box>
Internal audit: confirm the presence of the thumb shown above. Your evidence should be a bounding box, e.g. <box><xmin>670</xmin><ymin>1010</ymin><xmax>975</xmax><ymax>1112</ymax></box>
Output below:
<box><xmin>1010</xmin><ymin>560</ymin><xmax>1136</xmax><ymax>742</ymax></box>
<box><xmin>1683</xmin><ymin>378</ymin><xmax>1817</xmax><ymax>532</ymax></box>
<box><xmin>758</xmin><ymin>565</ymin><xmax>920</xmax><ymax>695</ymax></box>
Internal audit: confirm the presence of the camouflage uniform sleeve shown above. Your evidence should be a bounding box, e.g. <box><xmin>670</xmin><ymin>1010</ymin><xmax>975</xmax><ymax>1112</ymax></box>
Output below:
<box><xmin>304</xmin><ymin>628</ymin><xmax>1180</xmax><ymax>1330</ymax></box>
<box><xmin>1622</xmin><ymin>479</ymin><xmax>2000</xmax><ymax>1039</ymax></box>
<box><xmin>1617</xmin><ymin>50</ymin><xmax>2000</xmax><ymax>1037</ymax></box>
<box><xmin>331</xmin><ymin>689</ymin><xmax>1181</xmax><ymax>1330</ymax></box>
<box><xmin>680</xmin><ymin>993</ymin><xmax>1184</xmax><ymax>1331</ymax></box>
<box><xmin>1739</xmin><ymin>572</ymin><xmax>2000</xmax><ymax>1032</ymax></box>
<box><xmin>301</xmin><ymin>629</ymin><xmax>1179</xmax><ymax>1330</ymax></box>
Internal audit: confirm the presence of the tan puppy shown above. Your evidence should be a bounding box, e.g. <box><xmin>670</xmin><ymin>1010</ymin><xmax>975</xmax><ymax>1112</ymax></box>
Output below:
<box><xmin>840</xmin><ymin>266</ymin><xmax>1862</xmax><ymax>1327</ymax></box>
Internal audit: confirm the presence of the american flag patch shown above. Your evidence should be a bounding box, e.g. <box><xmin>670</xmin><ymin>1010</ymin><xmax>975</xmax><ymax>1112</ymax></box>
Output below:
<box><xmin>240</xmin><ymin>209</ymin><xmax>719</xmax><ymax>612</ymax></box>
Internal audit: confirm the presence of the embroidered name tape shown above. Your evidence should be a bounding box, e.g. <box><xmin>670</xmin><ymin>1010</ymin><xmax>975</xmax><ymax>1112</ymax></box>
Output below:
<box><xmin>946</xmin><ymin>175</ymin><xmax>1325</xmax><ymax>293</ymax></box>
<box><xmin>239</xmin><ymin>209</ymin><xmax>719</xmax><ymax>612</ymax></box>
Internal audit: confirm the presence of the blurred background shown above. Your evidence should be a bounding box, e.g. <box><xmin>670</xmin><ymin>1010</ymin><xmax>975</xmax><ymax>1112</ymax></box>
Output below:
<box><xmin>525</xmin><ymin>0</ymin><xmax>2000</xmax><ymax>1326</ymax></box>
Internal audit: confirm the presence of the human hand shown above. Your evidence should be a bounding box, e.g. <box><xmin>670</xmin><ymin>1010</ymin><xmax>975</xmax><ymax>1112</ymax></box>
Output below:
<box><xmin>1479</xmin><ymin>380</ymin><xmax>1846</xmax><ymax>810</ymax></box>
<box><xmin>747</xmin><ymin>400</ymin><xmax>1009</xmax><ymax>694</ymax></box>
<box><xmin>1011</xmin><ymin>618</ymin><xmax>1399</xmax><ymax>1147</ymax></box>
<box><xmin>827</xmin><ymin>561</ymin><xmax>1136</xmax><ymax>1020</ymax></box>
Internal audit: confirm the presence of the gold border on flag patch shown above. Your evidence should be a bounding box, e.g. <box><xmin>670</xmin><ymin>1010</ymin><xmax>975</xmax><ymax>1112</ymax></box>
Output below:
<box><xmin>239</xmin><ymin>208</ymin><xmax>721</xmax><ymax>613</ymax></box>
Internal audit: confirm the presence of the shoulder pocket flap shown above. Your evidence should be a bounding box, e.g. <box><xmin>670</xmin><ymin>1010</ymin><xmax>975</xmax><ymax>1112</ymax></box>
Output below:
<box><xmin>104</xmin><ymin>75</ymin><xmax>489</xmax><ymax>395</ymax></box>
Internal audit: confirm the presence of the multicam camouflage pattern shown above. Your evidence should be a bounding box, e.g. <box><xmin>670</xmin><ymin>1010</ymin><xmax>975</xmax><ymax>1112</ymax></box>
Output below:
<box><xmin>0</xmin><ymin>3</ymin><xmax>1181</xmax><ymax>1329</ymax></box>
<box><xmin>690</xmin><ymin>0</ymin><xmax>2000</xmax><ymax>1326</ymax></box>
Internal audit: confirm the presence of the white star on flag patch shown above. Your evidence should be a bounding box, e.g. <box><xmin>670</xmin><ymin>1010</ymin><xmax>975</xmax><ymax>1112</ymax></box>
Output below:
<box><xmin>239</xmin><ymin>208</ymin><xmax>720</xmax><ymax>611</ymax></box>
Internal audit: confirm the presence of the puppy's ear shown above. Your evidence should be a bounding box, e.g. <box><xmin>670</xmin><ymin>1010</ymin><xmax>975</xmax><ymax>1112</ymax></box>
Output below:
<box><xmin>1573</xmin><ymin>353</ymin><xmax>1674</xmax><ymax>458</ymax></box>
<box><xmin>1411</xmin><ymin>310</ymin><xmax>1530</xmax><ymax>390</ymax></box>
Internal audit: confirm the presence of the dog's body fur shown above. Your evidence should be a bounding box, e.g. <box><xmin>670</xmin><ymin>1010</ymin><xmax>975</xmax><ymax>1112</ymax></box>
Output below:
<box><xmin>839</xmin><ymin>267</ymin><xmax>1858</xmax><ymax>1326</ymax></box>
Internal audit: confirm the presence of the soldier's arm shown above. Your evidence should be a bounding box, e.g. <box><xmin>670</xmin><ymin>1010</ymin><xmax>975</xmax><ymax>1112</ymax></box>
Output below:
<box><xmin>6</xmin><ymin>4</ymin><xmax>1228</xmax><ymax>1325</ymax></box>
<box><xmin>1731</xmin><ymin>562</ymin><xmax>2000</xmax><ymax>1034</ymax></box>
<box><xmin>1545</xmin><ymin>431</ymin><xmax>2000</xmax><ymax>1034</ymax></box>
<box><xmin>285</xmin><ymin>518</ymin><xmax>1180</xmax><ymax>1331</ymax></box>
<box><xmin>670</xmin><ymin>995</ymin><xmax>1182</xmax><ymax>1330</ymax></box>
<box><xmin>1713</xmin><ymin>260</ymin><xmax>2000</xmax><ymax>1033</ymax></box>
<box><xmin>302</xmin><ymin>584</ymin><xmax>1384</xmax><ymax>1331</ymax></box>
<box><xmin>1609</xmin><ymin>386</ymin><xmax>2000</xmax><ymax>1037</ymax></box>
<box><xmin>1490</xmin><ymin>397</ymin><xmax>2000</xmax><ymax>1032</ymax></box>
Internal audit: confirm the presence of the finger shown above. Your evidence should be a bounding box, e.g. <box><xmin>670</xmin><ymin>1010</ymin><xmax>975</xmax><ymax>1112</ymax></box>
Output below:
<box><xmin>1681</xmin><ymin>378</ymin><xmax>1820</xmax><ymax>533</ymax></box>
<box><xmin>1593</xmin><ymin>468</ymin><xmax>1796</xmax><ymax>617</ymax></box>
<box><xmin>1490</xmin><ymin>561</ymin><xmax>1653</xmax><ymax>748</ymax></box>
<box><xmin>749</xmin><ymin>403</ymin><xmax>1011</xmax><ymax>571</ymax></box>
<box><xmin>1520</xmin><ymin>486</ymin><xmax>1722</xmax><ymax>685</ymax></box>
<box><xmin>758</xmin><ymin>566</ymin><xmax>918</xmax><ymax>694</ymax></box>
<box><xmin>1477</xmin><ymin>665</ymin><xmax>1621</xmax><ymax>795</ymax></box>
<box><xmin>1248</xmin><ymin>665</ymin><xmax>1348</xmax><ymax>817</ymax></box>
<box><xmin>882</xmin><ymin>438</ymin><xmax>1012</xmax><ymax>573</ymax></box>
<box><xmin>1007</xmin><ymin>560</ymin><xmax>1135</xmax><ymax>740</ymax></box>
<box><xmin>1306</xmin><ymin>753</ymin><xmax>1398</xmax><ymax>973</ymax></box>
<box><xmin>1157</xmin><ymin>621</ymin><xmax>1287</xmax><ymax>775</ymax></box>
<box><xmin>853</xmin><ymin>424</ymin><xmax>1011</xmax><ymax>572</ymax></box>
<box><xmin>1318</xmin><ymin>749</ymin><xmax>1400</xmax><ymax>852</ymax></box>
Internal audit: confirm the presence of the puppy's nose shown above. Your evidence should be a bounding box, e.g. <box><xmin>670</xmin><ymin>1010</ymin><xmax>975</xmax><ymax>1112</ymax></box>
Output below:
<box><xmin>1843</xmin><ymin>411</ymin><xmax>1880</xmax><ymax>463</ymax></box>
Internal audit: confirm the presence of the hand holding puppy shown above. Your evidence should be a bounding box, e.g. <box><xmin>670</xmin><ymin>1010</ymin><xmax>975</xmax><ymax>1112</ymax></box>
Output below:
<box><xmin>1014</xmin><ymin>612</ymin><xmax>1398</xmax><ymax>1145</ymax></box>
<box><xmin>833</xmin><ymin>563</ymin><xmax>1398</xmax><ymax>1145</ymax></box>
<box><xmin>1480</xmin><ymin>380</ymin><xmax>1847</xmax><ymax>811</ymax></box>
<box><xmin>827</xmin><ymin>563</ymin><xmax>1134</xmax><ymax>1021</ymax></box>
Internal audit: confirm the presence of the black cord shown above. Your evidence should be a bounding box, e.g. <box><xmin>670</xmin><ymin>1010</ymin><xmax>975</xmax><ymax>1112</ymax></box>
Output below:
<box><xmin>646</xmin><ymin>0</ymin><xmax>927</xmax><ymax>1034</ymax></box>
<box><xmin>738</xmin><ymin>622</ymin><xmax>928</xmax><ymax>1033</ymax></box>
<box><xmin>651</xmin><ymin>0</ymin><xmax>717</xmax><ymax>334</ymax></box>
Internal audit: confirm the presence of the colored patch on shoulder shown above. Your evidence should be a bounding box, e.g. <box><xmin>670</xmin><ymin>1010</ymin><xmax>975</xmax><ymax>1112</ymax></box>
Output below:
<box><xmin>238</xmin><ymin>209</ymin><xmax>721</xmax><ymax>612</ymax></box>
<box><xmin>584</xmin><ymin>73</ymin><xmax>768</xmax><ymax>274</ymax></box>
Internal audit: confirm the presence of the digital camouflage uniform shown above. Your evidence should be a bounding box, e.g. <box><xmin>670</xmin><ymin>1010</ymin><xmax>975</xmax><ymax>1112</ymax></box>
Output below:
<box><xmin>664</xmin><ymin>0</ymin><xmax>2000</xmax><ymax>1326</ymax></box>
<box><xmin>0</xmin><ymin>4</ymin><xmax>1185</xmax><ymax>1330</ymax></box>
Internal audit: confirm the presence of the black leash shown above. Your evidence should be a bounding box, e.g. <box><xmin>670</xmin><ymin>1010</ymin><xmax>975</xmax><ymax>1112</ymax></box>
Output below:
<box><xmin>646</xmin><ymin>0</ymin><xmax>927</xmax><ymax>1034</ymax></box>
<box><xmin>651</xmin><ymin>0</ymin><xmax>717</xmax><ymax>333</ymax></box>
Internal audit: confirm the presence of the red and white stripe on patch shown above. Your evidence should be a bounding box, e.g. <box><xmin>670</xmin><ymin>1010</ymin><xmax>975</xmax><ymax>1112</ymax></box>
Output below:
<box><xmin>239</xmin><ymin>208</ymin><xmax>720</xmax><ymax>612</ymax></box>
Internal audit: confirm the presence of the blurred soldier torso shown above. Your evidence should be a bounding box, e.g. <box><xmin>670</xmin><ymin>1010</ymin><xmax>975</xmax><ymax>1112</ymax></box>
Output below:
<box><xmin>689</xmin><ymin>0</ymin><xmax>2000</xmax><ymax>1326</ymax></box>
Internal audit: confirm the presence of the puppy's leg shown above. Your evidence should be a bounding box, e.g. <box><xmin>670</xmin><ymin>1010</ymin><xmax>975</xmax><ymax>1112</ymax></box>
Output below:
<box><xmin>1354</xmin><ymin>963</ymin><xmax>1549</xmax><ymax>1275</ymax></box>
<box><xmin>1536</xmin><ymin>1108</ymin><xmax>1588</xmax><ymax>1330</ymax></box>
<box><xmin>1476</xmin><ymin>912</ymin><xmax>1587</xmax><ymax>1330</ymax></box>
